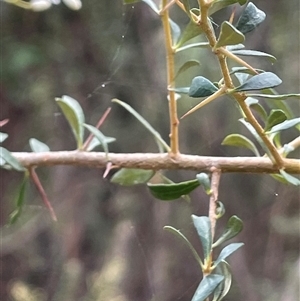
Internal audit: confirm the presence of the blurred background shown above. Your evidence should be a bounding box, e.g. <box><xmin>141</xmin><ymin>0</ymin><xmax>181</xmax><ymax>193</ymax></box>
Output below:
<box><xmin>1</xmin><ymin>0</ymin><xmax>299</xmax><ymax>300</ymax></box>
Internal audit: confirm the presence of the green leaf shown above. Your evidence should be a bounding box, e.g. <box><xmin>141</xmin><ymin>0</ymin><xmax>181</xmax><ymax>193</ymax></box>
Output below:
<box><xmin>189</xmin><ymin>76</ymin><xmax>218</xmax><ymax>97</ymax></box>
<box><xmin>213</xmin><ymin>243</ymin><xmax>244</xmax><ymax>268</ymax></box>
<box><xmin>246</xmin><ymin>93</ymin><xmax>300</xmax><ymax>101</ymax></box>
<box><xmin>267</xmin><ymin>118</ymin><xmax>300</xmax><ymax>134</ymax></box>
<box><xmin>234</xmin><ymin>72</ymin><xmax>250</xmax><ymax>85</ymax></box>
<box><xmin>264</xmin><ymin>110</ymin><xmax>287</xmax><ymax>132</ymax></box>
<box><xmin>239</xmin><ymin>118</ymin><xmax>274</xmax><ymax>160</ymax></box>
<box><xmin>111</xmin><ymin>168</ymin><xmax>155</xmax><ymax>186</ymax></box>
<box><xmin>175</xmin><ymin>10</ymin><xmax>203</xmax><ymax>48</ymax></box>
<box><xmin>279</xmin><ymin>170</ymin><xmax>300</xmax><ymax>186</ymax></box>
<box><xmin>236</xmin><ymin>2</ymin><xmax>266</xmax><ymax>34</ymax></box>
<box><xmin>147</xmin><ymin>179</ymin><xmax>199</xmax><ymax>200</ymax></box>
<box><xmin>226</xmin><ymin>43</ymin><xmax>245</xmax><ymax>51</ymax></box>
<box><xmin>239</xmin><ymin>119</ymin><xmax>278</xmax><ymax>162</ymax></box>
<box><xmin>196</xmin><ymin>173</ymin><xmax>212</xmax><ymax>195</ymax></box>
<box><xmin>245</xmin><ymin>97</ymin><xmax>268</xmax><ymax>121</ymax></box>
<box><xmin>222</xmin><ymin>134</ymin><xmax>260</xmax><ymax>156</ymax></box>
<box><xmin>86</xmin><ymin>136</ymin><xmax>116</xmax><ymax>151</ymax></box>
<box><xmin>191</xmin><ymin>275</ymin><xmax>224</xmax><ymax>301</ymax></box>
<box><xmin>192</xmin><ymin>215</ymin><xmax>212</xmax><ymax>261</ymax></box>
<box><xmin>29</xmin><ymin>138</ymin><xmax>50</xmax><ymax>152</ymax></box>
<box><xmin>209</xmin><ymin>0</ymin><xmax>247</xmax><ymax>16</ymax></box>
<box><xmin>234</xmin><ymin>72</ymin><xmax>282</xmax><ymax>92</ymax></box>
<box><xmin>213</xmin><ymin>216</ymin><xmax>244</xmax><ymax>248</ymax></box>
<box><xmin>56</xmin><ymin>95</ymin><xmax>85</xmax><ymax>149</ymax></box>
<box><xmin>0</xmin><ymin>147</ymin><xmax>25</xmax><ymax>171</ymax></box>
<box><xmin>212</xmin><ymin>261</ymin><xmax>232</xmax><ymax>301</ymax></box>
<box><xmin>231</xmin><ymin>49</ymin><xmax>276</xmax><ymax>63</ymax></box>
<box><xmin>83</xmin><ymin>124</ymin><xmax>109</xmax><ymax>158</ymax></box>
<box><xmin>175</xmin><ymin>60</ymin><xmax>200</xmax><ymax>80</ymax></box>
<box><xmin>112</xmin><ymin>99</ymin><xmax>170</xmax><ymax>152</ymax></box>
<box><xmin>0</xmin><ymin>132</ymin><xmax>8</xmax><ymax>143</ymax></box>
<box><xmin>230</xmin><ymin>66</ymin><xmax>264</xmax><ymax>76</ymax></box>
<box><xmin>9</xmin><ymin>175</ymin><xmax>28</xmax><ymax>225</ymax></box>
<box><xmin>164</xmin><ymin>226</ymin><xmax>203</xmax><ymax>267</ymax></box>
<box><xmin>176</xmin><ymin>42</ymin><xmax>210</xmax><ymax>53</ymax></box>
<box><xmin>215</xmin><ymin>201</ymin><xmax>226</xmax><ymax>219</ymax></box>
<box><xmin>215</xmin><ymin>21</ymin><xmax>245</xmax><ymax>48</ymax></box>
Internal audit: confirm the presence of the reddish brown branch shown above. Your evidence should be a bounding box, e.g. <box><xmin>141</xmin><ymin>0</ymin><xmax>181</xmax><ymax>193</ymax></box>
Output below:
<box><xmin>29</xmin><ymin>167</ymin><xmax>57</xmax><ymax>221</ymax></box>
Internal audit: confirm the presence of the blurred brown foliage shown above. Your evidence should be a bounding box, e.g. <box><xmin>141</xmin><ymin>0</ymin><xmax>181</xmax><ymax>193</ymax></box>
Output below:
<box><xmin>1</xmin><ymin>1</ymin><xmax>299</xmax><ymax>301</ymax></box>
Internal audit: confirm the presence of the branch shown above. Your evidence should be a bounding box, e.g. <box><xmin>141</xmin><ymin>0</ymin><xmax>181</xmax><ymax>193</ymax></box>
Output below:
<box><xmin>11</xmin><ymin>152</ymin><xmax>300</xmax><ymax>174</ymax></box>
<box><xmin>208</xmin><ymin>168</ymin><xmax>221</xmax><ymax>240</ymax></box>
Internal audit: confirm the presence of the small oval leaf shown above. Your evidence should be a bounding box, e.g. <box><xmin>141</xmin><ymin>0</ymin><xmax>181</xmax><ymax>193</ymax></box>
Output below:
<box><xmin>279</xmin><ymin>170</ymin><xmax>300</xmax><ymax>186</ymax></box>
<box><xmin>236</xmin><ymin>2</ymin><xmax>266</xmax><ymax>34</ymax></box>
<box><xmin>213</xmin><ymin>243</ymin><xmax>244</xmax><ymax>268</ymax></box>
<box><xmin>213</xmin><ymin>215</ymin><xmax>244</xmax><ymax>248</ymax></box>
<box><xmin>147</xmin><ymin>179</ymin><xmax>199</xmax><ymax>200</ymax></box>
<box><xmin>176</xmin><ymin>42</ymin><xmax>210</xmax><ymax>53</ymax></box>
<box><xmin>0</xmin><ymin>132</ymin><xmax>8</xmax><ymax>143</ymax></box>
<box><xmin>192</xmin><ymin>215</ymin><xmax>212</xmax><ymax>261</ymax></box>
<box><xmin>189</xmin><ymin>76</ymin><xmax>218</xmax><ymax>98</ymax></box>
<box><xmin>9</xmin><ymin>175</ymin><xmax>28</xmax><ymax>225</ymax></box>
<box><xmin>175</xmin><ymin>15</ymin><xmax>203</xmax><ymax>48</ymax></box>
<box><xmin>245</xmin><ymin>97</ymin><xmax>268</xmax><ymax>121</ymax></box>
<box><xmin>264</xmin><ymin>109</ymin><xmax>287</xmax><ymax>132</ymax></box>
<box><xmin>231</xmin><ymin>49</ymin><xmax>276</xmax><ymax>63</ymax></box>
<box><xmin>164</xmin><ymin>226</ymin><xmax>203</xmax><ymax>267</ymax></box>
<box><xmin>215</xmin><ymin>21</ymin><xmax>245</xmax><ymax>48</ymax></box>
<box><xmin>215</xmin><ymin>202</ymin><xmax>226</xmax><ymax>219</ymax></box>
<box><xmin>86</xmin><ymin>136</ymin><xmax>116</xmax><ymax>151</ymax></box>
<box><xmin>29</xmin><ymin>138</ymin><xmax>50</xmax><ymax>152</ymax></box>
<box><xmin>112</xmin><ymin>99</ymin><xmax>170</xmax><ymax>152</ymax></box>
<box><xmin>221</xmin><ymin>134</ymin><xmax>260</xmax><ymax>157</ymax></box>
<box><xmin>246</xmin><ymin>93</ymin><xmax>300</xmax><ymax>100</ymax></box>
<box><xmin>196</xmin><ymin>173</ymin><xmax>212</xmax><ymax>195</ymax></box>
<box><xmin>191</xmin><ymin>275</ymin><xmax>224</xmax><ymax>301</ymax></box>
<box><xmin>212</xmin><ymin>261</ymin><xmax>232</xmax><ymax>301</ymax></box>
<box><xmin>83</xmin><ymin>123</ymin><xmax>110</xmax><ymax>159</ymax></box>
<box><xmin>267</xmin><ymin>117</ymin><xmax>300</xmax><ymax>134</ymax></box>
<box><xmin>234</xmin><ymin>72</ymin><xmax>282</xmax><ymax>92</ymax></box>
<box><xmin>0</xmin><ymin>147</ymin><xmax>25</xmax><ymax>171</ymax></box>
<box><xmin>175</xmin><ymin>60</ymin><xmax>200</xmax><ymax>80</ymax></box>
<box><xmin>56</xmin><ymin>95</ymin><xmax>85</xmax><ymax>149</ymax></box>
<box><xmin>209</xmin><ymin>0</ymin><xmax>247</xmax><ymax>16</ymax></box>
<box><xmin>111</xmin><ymin>168</ymin><xmax>154</xmax><ymax>186</ymax></box>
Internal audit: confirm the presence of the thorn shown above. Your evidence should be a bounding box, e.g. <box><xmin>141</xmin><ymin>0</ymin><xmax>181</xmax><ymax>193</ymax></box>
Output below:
<box><xmin>103</xmin><ymin>162</ymin><xmax>113</xmax><ymax>179</ymax></box>
<box><xmin>229</xmin><ymin>7</ymin><xmax>236</xmax><ymax>24</ymax></box>
<box><xmin>0</xmin><ymin>119</ymin><xmax>9</xmax><ymax>127</ymax></box>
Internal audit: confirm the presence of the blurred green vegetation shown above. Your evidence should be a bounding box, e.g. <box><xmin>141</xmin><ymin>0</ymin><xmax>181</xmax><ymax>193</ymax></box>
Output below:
<box><xmin>1</xmin><ymin>1</ymin><xmax>299</xmax><ymax>301</ymax></box>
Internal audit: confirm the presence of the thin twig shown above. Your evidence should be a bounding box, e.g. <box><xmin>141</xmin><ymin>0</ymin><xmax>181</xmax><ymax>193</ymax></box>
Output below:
<box><xmin>82</xmin><ymin>107</ymin><xmax>112</xmax><ymax>151</ymax></box>
<box><xmin>29</xmin><ymin>167</ymin><xmax>57</xmax><ymax>221</ymax></box>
